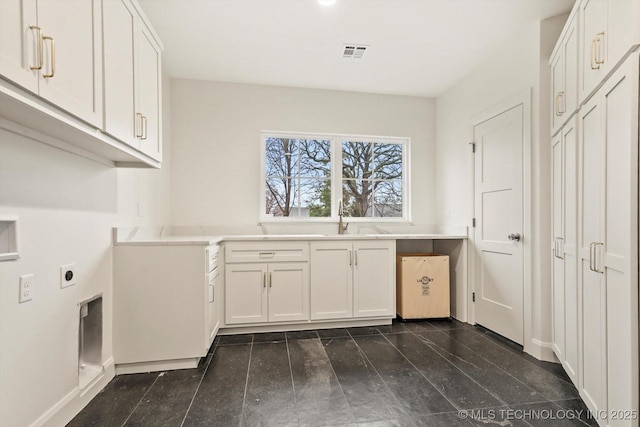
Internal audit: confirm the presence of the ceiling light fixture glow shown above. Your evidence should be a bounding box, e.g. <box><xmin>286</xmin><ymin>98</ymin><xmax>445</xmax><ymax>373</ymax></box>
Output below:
<box><xmin>318</xmin><ymin>0</ymin><xmax>337</xmax><ymax>6</ymax></box>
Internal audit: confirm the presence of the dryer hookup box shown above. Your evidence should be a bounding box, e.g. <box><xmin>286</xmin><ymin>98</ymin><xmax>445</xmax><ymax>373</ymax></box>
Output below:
<box><xmin>396</xmin><ymin>253</ymin><xmax>450</xmax><ymax>319</ymax></box>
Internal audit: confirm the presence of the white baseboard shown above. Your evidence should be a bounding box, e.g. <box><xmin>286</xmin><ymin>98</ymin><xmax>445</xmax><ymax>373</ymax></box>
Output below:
<box><xmin>219</xmin><ymin>317</ymin><xmax>393</xmax><ymax>335</ymax></box>
<box><xmin>32</xmin><ymin>358</ymin><xmax>115</xmax><ymax>427</ymax></box>
<box><xmin>526</xmin><ymin>338</ymin><xmax>556</xmax><ymax>362</ymax></box>
<box><xmin>115</xmin><ymin>357</ymin><xmax>199</xmax><ymax>375</ymax></box>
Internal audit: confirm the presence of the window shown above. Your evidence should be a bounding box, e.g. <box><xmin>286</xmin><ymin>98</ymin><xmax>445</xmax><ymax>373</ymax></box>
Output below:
<box><xmin>262</xmin><ymin>132</ymin><xmax>409</xmax><ymax>221</ymax></box>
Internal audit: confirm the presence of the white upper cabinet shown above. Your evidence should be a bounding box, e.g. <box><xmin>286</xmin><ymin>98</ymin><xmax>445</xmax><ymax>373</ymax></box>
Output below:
<box><xmin>0</xmin><ymin>0</ymin><xmax>162</xmax><ymax>167</ymax></box>
<box><xmin>0</xmin><ymin>0</ymin><xmax>102</xmax><ymax>126</ymax></box>
<box><xmin>136</xmin><ymin>23</ymin><xmax>162</xmax><ymax>161</ymax></box>
<box><xmin>36</xmin><ymin>0</ymin><xmax>103</xmax><ymax>127</ymax></box>
<box><xmin>102</xmin><ymin>0</ymin><xmax>137</xmax><ymax>147</ymax></box>
<box><xmin>103</xmin><ymin>0</ymin><xmax>162</xmax><ymax>161</ymax></box>
<box><xmin>550</xmin><ymin>10</ymin><xmax>578</xmax><ymax>136</ymax></box>
<box><xmin>0</xmin><ymin>0</ymin><xmax>38</xmax><ymax>93</ymax></box>
<box><xmin>579</xmin><ymin>0</ymin><xmax>640</xmax><ymax>103</ymax></box>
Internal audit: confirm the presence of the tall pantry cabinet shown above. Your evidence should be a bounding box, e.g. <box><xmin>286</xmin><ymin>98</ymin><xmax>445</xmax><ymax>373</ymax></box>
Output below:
<box><xmin>551</xmin><ymin>1</ymin><xmax>639</xmax><ymax>425</ymax></box>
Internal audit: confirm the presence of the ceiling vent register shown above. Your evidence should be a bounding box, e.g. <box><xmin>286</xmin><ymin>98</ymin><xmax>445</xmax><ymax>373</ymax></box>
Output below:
<box><xmin>342</xmin><ymin>44</ymin><xmax>368</xmax><ymax>59</ymax></box>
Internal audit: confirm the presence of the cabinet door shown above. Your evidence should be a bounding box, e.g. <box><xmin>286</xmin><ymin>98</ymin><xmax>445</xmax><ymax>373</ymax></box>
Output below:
<box><xmin>103</xmin><ymin>0</ymin><xmax>138</xmax><ymax>148</ymax></box>
<box><xmin>0</xmin><ymin>0</ymin><xmax>38</xmax><ymax>92</ymax></box>
<box><xmin>578</xmin><ymin>88</ymin><xmax>606</xmax><ymax>416</ymax></box>
<box><xmin>600</xmin><ymin>59</ymin><xmax>638</xmax><ymax>420</ymax></box>
<box><xmin>353</xmin><ymin>241</ymin><xmax>395</xmax><ymax>318</ymax></box>
<box><xmin>268</xmin><ymin>263</ymin><xmax>309</xmax><ymax>322</ymax></box>
<box><xmin>561</xmin><ymin>118</ymin><xmax>579</xmax><ymax>385</ymax></box>
<box><xmin>606</xmin><ymin>0</ymin><xmax>640</xmax><ymax>80</ymax></box>
<box><xmin>551</xmin><ymin>132</ymin><xmax>565</xmax><ymax>361</ymax></box>
<box><xmin>580</xmin><ymin>0</ymin><xmax>607</xmax><ymax>101</ymax></box>
<box><xmin>562</xmin><ymin>14</ymin><xmax>578</xmax><ymax>119</ymax></box>
<box><xmin>550</xmin><ymin>47</ymin><xmax>565</xmax><ymax>135</ymax></box>
<box><xmin>225</xmin><ymin>263</ymin><xmax>268</xmax><ymax>324</ymax></box>
<box><xmin>36</xmin><ymin>0</ymin><xmax>102</xmax><ymax>127</ymax></box>
<box><xmin>136</xmin><ymin>23</ymin><xmax>162</xmax><ymax>161</ymax></box>
<box><xmin>310</xmin><ymin>242</ymin><xmax>353</xmax><ymax>320</ymax></box>
<box><xmin>208</xmin><ymin>267</ymin><xmax>220</xmax><ymax>345</ymax></box>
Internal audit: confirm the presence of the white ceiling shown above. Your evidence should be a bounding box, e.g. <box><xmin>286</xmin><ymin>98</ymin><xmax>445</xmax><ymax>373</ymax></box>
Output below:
<box><xmin>138</xmin><ymin>0</ymin><xmax>574</xmax><ymax>97</ymax></box>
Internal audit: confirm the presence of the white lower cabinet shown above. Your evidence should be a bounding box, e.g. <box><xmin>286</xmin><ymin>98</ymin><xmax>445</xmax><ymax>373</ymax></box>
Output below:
<box><xmin>225</xmin><ymin>239</ymin><xmax>395</xmax><ymax>327</ymax></box>
<box><xmin>113</xmin><ymin>243</ymin><xmax>220</xmax><ymax>373</ymax></box>
<box><xmin>224</xmin><ymin>242</ymin><xmax>310</xmax><ymax>325</ymax></box>
<box><xmin>352</xmin><ymin>241</ymin><xmax>396</xmax><ymax>317</ymax></box>
<box><xmin>310</xmin><ymin>240</ymin><xmax>395</xmax><ymax>321</ymax></box>
<box><xmin>310</xmin><ymin>242</ymin><xmax>353</xmax><ymax>320</ymax></box>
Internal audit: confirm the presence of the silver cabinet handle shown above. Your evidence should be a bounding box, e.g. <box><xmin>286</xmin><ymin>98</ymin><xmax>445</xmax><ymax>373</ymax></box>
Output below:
<box><xmin>354</xmin><ymin>250</ymin><xmax>358</xmax><ymax>266</ymax></box>
<box><xmin>594</xmin><ymin>242</ymin><xmax>604</xmax><ymax>273</ymax></box>
<box><xmin>269</xmin><ymin>272</ymin><xmax>272</xmax><ymax>288</ymax></box>
<box><xmin>263</xmin><ymin>272</ymin><xmax>266</xmax><ymax>288</ymax></box>
<box><xmin>141</xmin><ymin>115</ymin><xmax>148</xmax><ymax>140</ymax></box>
<box><xmin>136</xmin><ymin>113</ymin><xmax>144</xmax><ymax>138</ymax></box>
<box><xmin>554</xmin><ymin>237</ymin><xmax>564</xmax><ymax>260</ymax></box>
<box><xmin>348</xmin><ymin>250</ymin><xmax>352</xmax><ymax>266</ymax></box>
<box><xmin>589</xmin><ymin>242</ymin><xmax>601</xmax><ymax>273</ymax></box>
<box><xmin>508</xmin><ymin>233</ymin><xmax>521</xmax><ymax>241</ymax></box>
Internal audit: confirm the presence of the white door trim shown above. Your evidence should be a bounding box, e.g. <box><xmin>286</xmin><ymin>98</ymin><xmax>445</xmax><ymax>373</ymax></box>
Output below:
<box><xmin>469</xmin><ymin>89</ymin><xmax>533</xmax><ymax>354</ymax></box>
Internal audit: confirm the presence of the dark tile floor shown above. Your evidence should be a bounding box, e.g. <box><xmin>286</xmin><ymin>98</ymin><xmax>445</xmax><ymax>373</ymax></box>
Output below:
<box><xmin>69</xmin><ymin>319</ymin><xmax>598</xmax><ymax>427</ymax></box>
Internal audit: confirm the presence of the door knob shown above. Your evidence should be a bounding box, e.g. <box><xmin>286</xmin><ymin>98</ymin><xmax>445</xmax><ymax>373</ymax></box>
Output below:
<box><xmin>508</xmin><ymin>233</ymin><xmax>521</xmax><ymax>241</ymax></box>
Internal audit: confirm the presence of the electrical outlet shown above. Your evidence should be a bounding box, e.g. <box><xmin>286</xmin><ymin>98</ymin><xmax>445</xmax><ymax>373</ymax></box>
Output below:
<box><xmin>60</xmin><ymin>263</ymin><xmax>76</xmax><ymax>288</ymax></box>
<box><xmin>19</xmin><ymin>274</ymin><xmax>34</xmax><ymax>303</ymax></box>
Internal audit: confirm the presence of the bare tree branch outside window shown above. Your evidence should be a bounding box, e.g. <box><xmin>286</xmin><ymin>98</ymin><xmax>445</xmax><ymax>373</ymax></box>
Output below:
<box><xmin>342</xmin><ymin>141</ymin><xmax>403</xmax><ymax>218</ymax></box>
<box><xmin>265</xmin><ymin>138</ymin><xmax>331</xmax><ymax>217</ymax></box>
<box><xmin>264</xmin><ymin>135</ymin><xmax>404</xmax><ymax>219</ymax></box>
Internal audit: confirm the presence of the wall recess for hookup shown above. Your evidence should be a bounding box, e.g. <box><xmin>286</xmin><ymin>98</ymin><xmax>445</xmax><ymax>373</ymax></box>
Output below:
<box><xmin>0</xmin><ymin>215</ymin><xmax>19</xmax><ymax>262</ymax></box>
<box><xmin>61</xmin><ymin>263</ymin><xmax>77</xmax><ymax>288</ymax></box>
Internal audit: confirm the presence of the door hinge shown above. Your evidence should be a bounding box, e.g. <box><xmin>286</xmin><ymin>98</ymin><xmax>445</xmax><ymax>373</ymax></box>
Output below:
<box><xmin>472</xmin><ymin>292</ymin><xmax>476</xmax><ymax>302</ymax></box>
<box><xmin>472</xmin><ymin>218</ymin><xmax>476</xmax><ymax>227</ymax></box>
<box><xmin>470</xmin><ymin>141</ymin><xmax>476</xmax><ymax>153</ymax></box>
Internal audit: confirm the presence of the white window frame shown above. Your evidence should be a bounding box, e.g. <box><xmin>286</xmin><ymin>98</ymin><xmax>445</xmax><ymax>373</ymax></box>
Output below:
<box><xmin>260</xmin><ymin>130</ymin><xmax>411</xmax><ymax>223</ymax></box>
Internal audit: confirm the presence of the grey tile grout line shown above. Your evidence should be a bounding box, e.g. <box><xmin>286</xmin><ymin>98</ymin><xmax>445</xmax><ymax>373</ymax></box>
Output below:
<box><xmin>406</xmin><ymin>329</ymin><xmax>519</xmax><ymax>408</ymax></box>
<box><xmin>315</xmin><ymin>335</ymin><xmax>357</xmax><ymax>424</ymax></box>
<box><xmin>412</xmin><ymin>329</ymin><xmax>552</xmax><ymax>413</ymax></box>
<box><xmin>238</xmin><ymin>335</ymin><xmax>254</xmax><ymax>427</ymax></box>
<box><xmin>428</xmin><ymin>328</ymin><xmax>578</xmax><ymax>399</ymax></box>
<box><xmin>377</xmin><ymin>329</ymin><xmax>500</xmax><ymax>414</ymax></box>
<box><xmin>344</xmin><ymin>329</ymin><xmax>416</xmax><ymax>422</ymax></box>
<box><xmin>119</xmin><ymin>372</ymin><xmax>163</xmax><ymax>427</ymax></box>
<box><xmin>284</xmin><ymin>334</ymin><xmax>301</xmax><ymax>427</ymax></box>
<box><xmin>178</xmin><ymin>340</ymin><xmax>219</xmax><ymax>427</ymax></box>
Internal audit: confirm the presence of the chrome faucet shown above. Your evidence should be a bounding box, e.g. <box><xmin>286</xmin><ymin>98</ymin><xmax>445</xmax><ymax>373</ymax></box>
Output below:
<box><xmin>338</xmin><ymin>200</ymin><xmax>348</xmax><ymax>234</ymax></box>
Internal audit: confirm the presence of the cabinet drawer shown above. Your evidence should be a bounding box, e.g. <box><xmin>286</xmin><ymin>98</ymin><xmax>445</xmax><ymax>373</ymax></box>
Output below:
<box><xmin>225</xmin><ymin>242</ymin><xmax>309</xmax><ymax>263</ymax></box>
<box><xmin>206</xmin><ymin>245</ymin><xmax>220</xmax><ymax>273</ymax></box>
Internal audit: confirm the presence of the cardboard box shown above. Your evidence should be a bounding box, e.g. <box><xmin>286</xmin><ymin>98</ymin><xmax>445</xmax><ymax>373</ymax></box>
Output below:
<box><xmin>396</xmin><ymin>253</ymin><xmax>450</xmax><ymax>319</ymax></box>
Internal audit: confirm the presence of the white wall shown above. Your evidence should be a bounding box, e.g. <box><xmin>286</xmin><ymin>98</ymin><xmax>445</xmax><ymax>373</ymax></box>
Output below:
<box><xmin>0</xmin><ymin>76</ymin><xmax>171</xmax><ymax>426</ymax></box>
<box><xmin>170</xmin><ymin>80</ymin><xmax>436</xmax><ymax>227</ymax></box>
<box><xmin>435</xmin><ymin>17</ymin><xmax>566</xmax><ymax>358</ymax></box>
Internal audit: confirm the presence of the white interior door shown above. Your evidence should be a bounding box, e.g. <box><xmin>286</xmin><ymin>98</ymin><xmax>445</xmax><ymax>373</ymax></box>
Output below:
<box><xmin>473</xmin><ymin>103</ymin><xmax>524</xmax><ymax>345</ymax></box>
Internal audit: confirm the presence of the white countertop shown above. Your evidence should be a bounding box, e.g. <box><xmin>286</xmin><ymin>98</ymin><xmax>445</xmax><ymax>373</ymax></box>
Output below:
<box><xmin>113</xmin><ymin>226</ymin><xmax>468</xmax><ymax>246</ymax></box>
